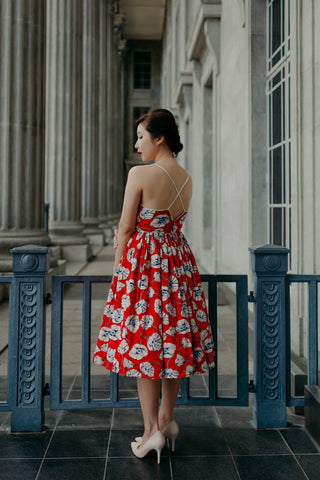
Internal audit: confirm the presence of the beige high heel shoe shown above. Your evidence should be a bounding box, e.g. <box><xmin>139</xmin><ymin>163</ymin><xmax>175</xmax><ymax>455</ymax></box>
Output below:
<box><xmin>131</xmin><ymin>430</ymin><xmax>166</xmax><ymax>464</ymax></box>
<box><xmin>135</xmin><ymin>419</ymin><xmax>179</xmax><ymax>452</ymax></box>
<box><xmin>161</xmin><ymin>420</ymin><xmax>179</xmax><ymax>452</ymax></box>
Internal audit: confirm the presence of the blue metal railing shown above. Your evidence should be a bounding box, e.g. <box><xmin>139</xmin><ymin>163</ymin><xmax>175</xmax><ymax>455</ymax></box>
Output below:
<box><xmin>50</xmin><ymin>274</ymin><xmax>249</xmax><ymax>410</ymax></box>
<box><xmin>0</xmin><ymin>276</ymin><xmax>12</xmax><ymax>412</ymax></box>
<box><xmin>285</xmin><ymin>275</ymin><xmax>320</xmax><ymax>408</ymax></box>
<box><xmin>4</xmin><ymin>243</ymin><xmax>319</xmax><ymax>432</ymax></box>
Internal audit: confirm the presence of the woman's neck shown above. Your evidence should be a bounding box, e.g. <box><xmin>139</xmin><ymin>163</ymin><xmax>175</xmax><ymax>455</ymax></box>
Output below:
<box><xmin>153</xmin><ymin>146</ymin><xmax>175</xmax><ymax>164</ymax></box>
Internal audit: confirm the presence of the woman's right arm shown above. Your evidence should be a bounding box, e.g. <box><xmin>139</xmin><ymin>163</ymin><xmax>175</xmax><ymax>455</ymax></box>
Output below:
<box><xmin>113</xmin><ymin>167</ymin><xmax>142</xmax><ymax>274</ymax></box>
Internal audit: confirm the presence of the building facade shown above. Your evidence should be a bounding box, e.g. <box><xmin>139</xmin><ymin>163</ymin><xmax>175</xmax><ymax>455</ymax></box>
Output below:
<box><xmin>159</xmin><ymin>0</ymin><xmax>320</xmax><ymax>357</ymax></box>
<box><xmin>0</xmin><ymin>0</ymin><xmax>319</xmax><ymax>357</ymax></box>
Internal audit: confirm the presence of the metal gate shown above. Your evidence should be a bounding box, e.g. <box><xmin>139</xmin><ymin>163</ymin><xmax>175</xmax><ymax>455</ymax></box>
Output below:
<box><xmin>4</xmin><ymin>244</ymin><xmax>300</xmax><ymax>432</ymax></box>
<box><xmin>50</xmin><ymin>274</ymin><xmax>249</xmax><ymax>411</ymax></box>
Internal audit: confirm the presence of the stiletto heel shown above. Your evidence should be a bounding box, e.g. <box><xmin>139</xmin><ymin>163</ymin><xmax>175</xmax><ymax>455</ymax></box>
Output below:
<box><xmin>134</xmin><ymin>420</ymin><xmax>179</xmax><ymax>452</ymax></box>
<box><xmin>131</xmin><ymin>431</ymin><xmax>165</xmax><ymax>464</ymax></box>
<box><xmin>161</xmin><ymin>420</ymin><xmax>179</xmax><ymax>452</ymax></box>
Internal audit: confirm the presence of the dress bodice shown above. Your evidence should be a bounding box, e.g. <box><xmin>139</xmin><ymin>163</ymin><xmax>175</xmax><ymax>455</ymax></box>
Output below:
<box><xmin>136</xmin><ymin>205</ymin><xmax>187</xmax><ymax>234</ymax></box>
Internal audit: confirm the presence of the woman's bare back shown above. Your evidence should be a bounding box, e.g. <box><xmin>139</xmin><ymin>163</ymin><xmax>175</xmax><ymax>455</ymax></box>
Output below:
<box><xmin>139</xmin><ymin>161</ymin><xmax>192</xmax><ymax>219</ymax></box>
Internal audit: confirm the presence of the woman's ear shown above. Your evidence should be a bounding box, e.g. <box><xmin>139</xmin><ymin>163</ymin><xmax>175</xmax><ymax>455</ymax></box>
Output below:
<box><xmin>155</xmin><ymin>135</ymin><xmax>165</xmax><ymax>146</ymax></box>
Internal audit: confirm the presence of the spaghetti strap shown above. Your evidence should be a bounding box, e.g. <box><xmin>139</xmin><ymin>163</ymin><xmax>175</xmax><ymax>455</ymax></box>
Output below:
<box><xmin>168</xmin><ymin>174</ymin><xmax>190</xmax><ymax>210</ymax></box>
<box><xmin>154</xmin><ymin>163</ymin><xmax>190</xmax><ymax>212</ymax></box>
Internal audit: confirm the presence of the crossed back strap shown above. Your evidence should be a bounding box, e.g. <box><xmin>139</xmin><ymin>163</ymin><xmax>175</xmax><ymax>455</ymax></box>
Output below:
<box><xmin>154</xmin><ymin>163</ymin><xmax>190</xmax><ymax>212</ymax></box>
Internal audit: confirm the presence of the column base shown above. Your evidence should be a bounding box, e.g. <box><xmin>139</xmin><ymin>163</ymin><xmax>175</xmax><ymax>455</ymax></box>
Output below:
<box><xmin>99</xmin><ymin>217</ymin><xmax>119</xmax><ymax>242</ymax></box>
<box><xmin>49</xmin><ymin>227</ymin><xmax>94</xmax><ymax>261</ymax></box>
<box><xmin>60</xmin><ymin>244</ymin><xmax>93</xmax><ymax>262</ymax></box>
<box><xmin>85</xmin><ymin>233</ymin><xmax>105</xmax><ymax>247</ymax></box>
<box><xmin>0</xmin><ymin>232</ymin><xmax>50</xmax><ymax>253</ymax></box>
<box><xmin>82</xmin><ymin>220</ymin><xmax>106</xmax><ymax>246</ymax></box>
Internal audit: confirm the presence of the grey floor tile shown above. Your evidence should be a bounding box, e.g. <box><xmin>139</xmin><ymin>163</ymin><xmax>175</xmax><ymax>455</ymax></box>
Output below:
<box><xmin>173</xmin><ymin>426</ymin><xmax>229</xmax><ymax>456</ymax></box>
<box><xmin>215</xmin><ymin>405</ymin><xmax>254</xmax><ymax>428</ymax></box>
<box><xmin>234</xmin><ymin>455</ymin><xmax>308</xmax><ymax>480</ymax></box>
<box><xmin>296</xmin><ymin>454</ymin><xmax>320</xmax><ymax>480</ymax></box>
<box><xmin>46</xmin><ymin>429</ymin><xmax>109</xmax><ymax>458</ymax></box>
<box><xmin>173</xmin><ymin>405</ymin><xmax>219</xmax><ymax>427</ymax></box>
<box><xmin>0</xmin><ymin>431</ymin><xmax>53</xmax><ymax>459</ymax></box>
<box><xmin>0</xmin><ymin>459</ymin><xmax>41</xmax><ymax>480</ymax></box>
<box><xmin>37</xmin><ymin>458</ymin><xmax>106</xmax><ymax>480</ymax></box>
<box><xmin>106</xmin><ymin>456</ymin><xmax>171</xmax><ymax>480</ymax></box>
<box><xmin>112</xmin><ymin>408</ymin><xmax>144</xmax><ymax>429</ymax></box>
<box><xmin>223</xmin><ymin>428</ymin><xmax>291</xmax><ymax>455</ymax></box>
<box><xmin>171</xmin><ymin>456</ymin><xmax>239</xmax><ymax>480</ymax></box>
<box><xmin>280</xmin><ymin>428</ymin><xmax>320</xmax><ymax>454</ymax></box>
<box><xmin>56</xmin><ymin>408</ymin><xmax>113</xmax><ymax>429</ymax></box>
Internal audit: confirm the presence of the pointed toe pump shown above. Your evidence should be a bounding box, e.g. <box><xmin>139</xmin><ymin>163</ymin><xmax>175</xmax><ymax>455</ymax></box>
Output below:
<box><xmin>135</xmin><ymin>419</ymin><xmax>180</xmax><ymax>452</ymax></box>
<box><xmin>161</xmin><ymin>420</ymin><xmax>179</xmax><ymax>452</ymax></box>
<box><xmin>131</xmin><ymin>431</ymin><xmax>166</xmax><ymax>464</ymax></box>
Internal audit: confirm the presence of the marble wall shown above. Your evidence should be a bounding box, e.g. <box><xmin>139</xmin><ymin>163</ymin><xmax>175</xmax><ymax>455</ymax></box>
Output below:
<box><xmin>161</xmin><ymin>0</ymin><xmax>320</xmax><ymax>359</ymax></box>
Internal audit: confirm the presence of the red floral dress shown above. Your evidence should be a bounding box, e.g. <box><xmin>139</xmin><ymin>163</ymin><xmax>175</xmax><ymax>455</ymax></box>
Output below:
<box><xmin>93</xmin><ymin>167</ymin><xmax>215</xmax><ymax>378</ymax></box>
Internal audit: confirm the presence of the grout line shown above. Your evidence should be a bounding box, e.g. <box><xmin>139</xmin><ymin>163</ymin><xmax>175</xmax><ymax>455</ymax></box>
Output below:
<box><xmin>103</xmin><ymin>408</ymin><xmax>114</xmax><ymax>480</ymax></box>
<box><xmin>35</xmin><ymin>456</ymin><xmax>108</xmax><ymax>460</ymax></box>
<box><xmin>0</xmin><ymin>457</ymin><xmax>47</xmax><ymax>461</ymax></box>
<box><xmin>301</xmin><ymin>427</ymin><xmax>320</xmax><ymax>453</ymax></box>
<box><xmin>213</xmin><ymin>406</ymin><xmax>223</xmax><ymax>428</ymax></box>
<box><xmin>34</xmin><ymin>379</ymin><xmax>80</xmax><ymax>480</ymax></box>
<box><xmin>230</xmin><ymin>455</ymin><xmax>242</xmax><ymax>480</ymax></box>
<box><xmin>33</xmin><ymin>429</ymin><xmax>55</xmax><ymax>480</ymax></box>
<box><xmin>219</xmin><ymin>422</ymin><xmax>242</xmax><ymax>480</ymax></box>
<box><xmin>278</xmin><ymin>429</ymin><xmax>310</xmax><ymax>480</ymax></box>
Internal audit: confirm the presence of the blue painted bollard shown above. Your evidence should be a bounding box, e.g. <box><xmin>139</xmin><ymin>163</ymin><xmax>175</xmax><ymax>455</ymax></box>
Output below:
<box><xmin>8</xmin><ymin>245</ymin><xmax>49</xmax><ymax>432</ymax></box>
<box><xmin>250</xmin><ymin>244</ymin><xmax>289</xmax><ymax>428</ymax></box>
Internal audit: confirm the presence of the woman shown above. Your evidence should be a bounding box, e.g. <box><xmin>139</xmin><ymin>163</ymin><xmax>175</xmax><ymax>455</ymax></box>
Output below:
<box><xmin>93</xmin><ymin>108</ymin><xmax>215</xmax><ymax>464</ymax></box>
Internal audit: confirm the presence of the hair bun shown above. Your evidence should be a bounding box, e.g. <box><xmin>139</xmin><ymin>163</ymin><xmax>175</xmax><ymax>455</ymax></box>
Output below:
<box><xmin>135</xmin><ymin>108</ymin><xmax>184</xmax><ymax>156</ymax></box>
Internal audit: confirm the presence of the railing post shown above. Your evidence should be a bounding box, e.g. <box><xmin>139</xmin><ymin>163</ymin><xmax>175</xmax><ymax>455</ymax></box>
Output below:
<box><xmin>249</xmin><ymin>244</ymin><xmax>289</xmax><ymax>428</ymax></box>
<box><xmin>9</xmin><ymin>245</ymin><xmax>49</xmax><ymax>432</ymax></box>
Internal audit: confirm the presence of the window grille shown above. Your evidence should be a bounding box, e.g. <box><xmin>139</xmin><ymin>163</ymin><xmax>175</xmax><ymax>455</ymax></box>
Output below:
<box><xmin>267</xmin><ymin>0</ymin><xmax>291</xmax><ymax>257</ymax></box>
<box><xmin>133</xmin><ymin>51</ymin><xmax>152</xmax><ymax>89</ymax></box>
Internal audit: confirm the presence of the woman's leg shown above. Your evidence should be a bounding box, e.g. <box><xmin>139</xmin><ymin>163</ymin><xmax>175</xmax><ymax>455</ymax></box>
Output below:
<box><xmin>158</xmin><ymin>378</ymin><xmax>181</xmax><ymax>430</ymax></box>
<box><xmin>137</xmin><ymin>378</ymin><xmax>161</xmax><ymax>445</ymax></box>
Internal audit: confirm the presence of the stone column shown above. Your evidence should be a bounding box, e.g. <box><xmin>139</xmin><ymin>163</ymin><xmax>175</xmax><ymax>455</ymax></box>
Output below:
<box><xmin>0</xmin><ymin>1</ymin><xmax>49</xmax><ymax>271</ymax></box>
<box><xmin>98</xmin><ymin>1</ymin><xmax>123</xmax><ymax>239</ymax></box>
<box><xmin>116</xmin><ymin>47</ymin><xmax>126</xmax><ymax>217</ymax></box>
<box><xmin>97</xmin><ymin>0</ymin><xmax>108</xmax><ymax>226</ymax></box>
<box><xmin>45</xmin><ymin>0</ymin><xmax>92</xmax><ymax>261</ymax></box>
<box><xmin>81</xmin><ymin>0</ymin><xmax>105</xmax><ymax>247</ymax></box>
<box><xmin>110</xmin><ymin>9</ymin><xmax>125</xmax><ymax>221</ymax></box>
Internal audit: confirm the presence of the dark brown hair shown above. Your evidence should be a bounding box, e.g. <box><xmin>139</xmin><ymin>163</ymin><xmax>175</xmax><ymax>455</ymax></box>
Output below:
<box><xmin>135</xmin><ymin>108</ymin><xmax>183</xmax><ymax>156</ymax></box>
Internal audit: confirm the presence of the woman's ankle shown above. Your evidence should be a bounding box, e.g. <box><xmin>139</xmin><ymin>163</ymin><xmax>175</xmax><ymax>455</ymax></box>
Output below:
<box><xmin>158</xmin><ymin>415</ymin><xmax>173</xmax><ymax>431</ymax></box>
<box><xmin>143</xmin><ymin>422</ymin><xmax>159</xmax><ymax>437</ymax></box>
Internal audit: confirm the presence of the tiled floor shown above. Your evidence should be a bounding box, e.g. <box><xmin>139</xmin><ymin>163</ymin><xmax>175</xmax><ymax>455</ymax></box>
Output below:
<box><xmin>1</xmin><ymin>246</ymin><xmax>320</xmax><ymax>479</ymax></box>
<box><xmin>0</xmin><ymin>405</ymin><xmax>320</xmax><ymax>480</ymax></box>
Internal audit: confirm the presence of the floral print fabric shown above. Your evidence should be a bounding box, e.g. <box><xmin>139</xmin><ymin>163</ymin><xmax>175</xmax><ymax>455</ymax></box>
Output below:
<box><xmin>93</xmin><ymin>205</ymin><xmax>215</xmax><ymax>378</ymax></box>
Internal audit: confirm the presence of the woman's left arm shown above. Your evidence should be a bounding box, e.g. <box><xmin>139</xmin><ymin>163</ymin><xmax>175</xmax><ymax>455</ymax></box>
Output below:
<box><xmin>113</xmin><ymin>167</ymin><xmax>142</xmax><ymax>274</ymax></box>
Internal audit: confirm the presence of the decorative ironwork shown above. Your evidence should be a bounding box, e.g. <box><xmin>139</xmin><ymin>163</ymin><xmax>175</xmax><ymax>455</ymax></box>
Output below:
<box><xmin>262</xmin><ymin>282</ymin><xmax>280</xmax><ymax>401</ymax></box>
<box><xmin>18</xmin><ymin>282</ymin><xmax>38</xmax><ymax>406</ymax></box>
<box><xmin>263</xmin><ymin>254</ymin><xmax>281</xmax><ymax>272</ymax></box>
<box><xmin>20</xmin><ymin>254</ymin><xmax>39</xmax><ymax>272</ymax></box>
